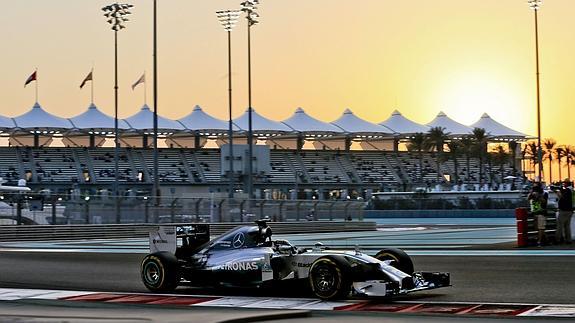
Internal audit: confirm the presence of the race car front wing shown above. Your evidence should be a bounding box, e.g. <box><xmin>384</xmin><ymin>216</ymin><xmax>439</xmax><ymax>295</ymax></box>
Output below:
<box><xmin>352</xmin><ymin>271</ymin><xmax>450</xmax><ymax>297</ymax></box>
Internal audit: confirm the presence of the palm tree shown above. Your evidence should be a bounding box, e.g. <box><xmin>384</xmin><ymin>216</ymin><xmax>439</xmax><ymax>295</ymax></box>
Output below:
<box><xmin>520</xmin><ymin>144</ymin><xmax>528</xmax><ymax>177</ymax></box>
<box><xmin>543</xmin><ymin>138</ymin><xmax>556</xmax><ymax>183</ymax></box>
<box><xmin>427</xmin><ymin>127</ymin><xmax>449</xmax><ymax>183</ymax></box>
<box><xmin>486</xmin><ymin>151</ymin><xmax>494</xmax><ymax>186</ymax></box>
<box><xmin>493</xmin><ymin>145</ymin><xmax>510</xmax><ymax>183</ymax></box>
<box><xmin>565</xmin><ymin>145</ymin><xmax>574</xmax><ymax>181</ymax></box>
<box><xmin>555</xmin><ymin>146</ymin><xmax>565</xmax><ymax>182</ymax></box>
<box><xmin>407</xmin><ymin>132</ymin><xmax>427</xmax><ymax>183</ymax></box>
<box><xmin>508</xmin><ymin>141</ymin><xmax>518</xmax><ymax>176</ymax></box>
<box><xmin>460</xmin><ymin>137</ymin><xmax>474</xmax><ymax>184</ymax></box>
<box><xmin>472</xmin><ymin>128</ymin><xmax>489</xmax><ymax>184</ymax></box>
<box><xmin>525</xmin><ymin>141</ymin><xmax>539</xmax><ymax>180</ymax></box>
<box><xmin>446</xmin><ymin>141</ymin><xmax>462</xmax><ymax>184</ymax></box>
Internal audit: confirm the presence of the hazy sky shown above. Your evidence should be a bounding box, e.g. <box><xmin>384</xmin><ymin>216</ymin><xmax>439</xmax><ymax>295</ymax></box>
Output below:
<box><xmin>1</xmin><ymin>0</ymin><xmax>574</xmax><ymax>145</ymax></box>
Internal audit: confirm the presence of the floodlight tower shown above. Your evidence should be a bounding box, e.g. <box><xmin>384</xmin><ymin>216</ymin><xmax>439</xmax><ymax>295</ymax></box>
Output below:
<box><xmin>241</xmin><ymin>0</ymin><xmax>259</xmax><ymax>200</ymax></box>
<box><xmin>152</xmin><ymin>0</ymin><xmax>159</xmax><ymax>204</ymax></box>
<box><xmin>216</xmin><ymin>9</ymin><xmax>241</xmax><ymax>198</ymax></box>
<box><xmin>528</xmin><ymin>0</ymin><xmax>543</xmax><ymax>183</ymax></box>
<box><xmin>102</xmin><ymin>2</ymin><xmax>133</xmax><ymax>223</ymax></box>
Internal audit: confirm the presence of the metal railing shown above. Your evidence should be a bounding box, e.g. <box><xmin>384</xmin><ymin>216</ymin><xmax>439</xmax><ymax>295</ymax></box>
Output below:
<box><xmin>0</xmin><ymin>193</ymin><xmax>365</xmax><ymax>225</ymax></box>
<box><xmin>372</xmin><ymin>197</ymin><xmax>529</xmax><ymax>210</ymax></box>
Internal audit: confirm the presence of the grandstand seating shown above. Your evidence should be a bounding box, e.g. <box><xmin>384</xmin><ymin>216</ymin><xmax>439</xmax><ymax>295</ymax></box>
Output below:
<box><xmin>179</xmin><ymin>151</ymin><xmax>204</xmax><ymax>183</ymax></box>
<box><xmin>141</xmin><ymin>149</ymin><xmax>188</xmax><ymax>183</ymax></box>
<box><xmin>299</xmin><ymin>151</ymin><xmax>346</xmax><ymax>184</ymax></box>
<box><xmin>88</xmin><ymin>148</ymin><xmax>135</xmax><ymax>182</ymax></box>
<box><xmin>193</xmin><ymin>150</ymin><xmax>221</xmax><ymax>183</ymax></box>
<box><xmin>267</xmin><ymin>151</ymin><xmax>295</xmax><ymax>183</ymax></box>
<box><xmin>348</xmin><ymin>152</ymin><xmax>396</xmax><ymax>184</ymax></box>
<box><xmin>443</xmin><ymin>156</ymin><xmax>480</xmax><ymax>183</ymax></box>
<box><xmin>0</xmin><ymin>148</ymin><xmax>20</xmax><ymax>183</ymax></box>
<box><xmin>30</xmin><ymin>148</ymin><xmax>80</xmax><ymax>183</ymax></box>
<box><xmin>284</xmin><ymin>151</ymin><xmax>309</xmax><ymax>184</ymax></box>
<box><xmin>0</xmin><ymin>147</ymin><xmax>518</xmax><ymax>190</ymax></box>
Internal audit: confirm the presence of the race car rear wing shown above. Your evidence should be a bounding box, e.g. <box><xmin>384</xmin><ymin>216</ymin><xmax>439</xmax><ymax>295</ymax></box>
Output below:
<box><xmin>149</xmin><ymin>224</ymin><xmax>210</xmax><ymax>255</ymax></box>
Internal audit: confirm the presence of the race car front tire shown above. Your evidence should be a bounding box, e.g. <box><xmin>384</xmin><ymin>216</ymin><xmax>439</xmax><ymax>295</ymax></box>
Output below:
<box><xmin>374</xmin><ymin>248</ymin><xmax>414</xmax><ymax>275</ymax></box>
<box><xmin>308</xmin><ymin>256</ymin><xmax>351</xmax><ymax>300</ymax></box>
<box><xmin>141</xmin><ymin>252</ymin><xmax>179</xmax><ymax>292</ymax></box>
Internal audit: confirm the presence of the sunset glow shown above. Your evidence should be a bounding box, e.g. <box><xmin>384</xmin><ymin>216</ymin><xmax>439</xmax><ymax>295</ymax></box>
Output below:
<box><xmin>1</xmin><ymin>0</ymin><xmax>574</xmax><ymax>145</ymax></box>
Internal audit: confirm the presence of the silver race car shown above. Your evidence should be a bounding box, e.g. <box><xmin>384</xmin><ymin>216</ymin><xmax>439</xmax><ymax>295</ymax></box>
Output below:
<box><xmin>141</xmin><ymin>220</ymin><xmax>450</xmax><ymax>300</ymax></box>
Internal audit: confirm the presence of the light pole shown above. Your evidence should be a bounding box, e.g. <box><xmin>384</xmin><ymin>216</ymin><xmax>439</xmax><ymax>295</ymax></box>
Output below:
<box><xmin>152</xmin><ymin>0</ymin><xmax>159</xmax><ymax>204</ymax></box>
<box><xmin>241</xmin><ymin>0</ymin><xmax>259</xmax><ymax>200</ymax></box>
<box><xmin>216</xmin><ymin>9</ymin><xmax>241</xmax><ymax>198</ymax></box>
<box><xmin>102</xmin><ymin>2</ymin><xmax>133</xmax><ymax>223</ymax></box>
<box><xmin>528</xmin><ymin>0</ymin><xmax>543</xmax><ymax>183</ymax></box>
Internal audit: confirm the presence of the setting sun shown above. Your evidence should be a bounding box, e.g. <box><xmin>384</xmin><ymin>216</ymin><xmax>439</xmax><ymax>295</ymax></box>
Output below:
<box><xmin>440</xmin><ymin>73</ymin><xmax>526</xmax><ymax>127</ymax></box>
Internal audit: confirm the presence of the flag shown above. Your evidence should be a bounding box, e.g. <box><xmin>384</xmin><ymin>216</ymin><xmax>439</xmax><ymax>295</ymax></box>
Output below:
<box><xmin>80</xmin><ymin>71</ymin><xmax>93</xmax><ymax>89</ymax></box>
<box><xmin>24</xmin><ymin>71</ymin><xmax>37</xmax><ymax>87</ymax></box>
<box><xmin>132</xmin><ymin>73</ymin><xmax>145</xmax><ymax>90</ymax></box>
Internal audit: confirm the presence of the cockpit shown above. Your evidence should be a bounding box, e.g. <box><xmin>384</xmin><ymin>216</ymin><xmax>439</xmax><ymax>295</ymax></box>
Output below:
<box><xmin>205</xmin><ymin>220</ymin><xmax>273</xmax><ymax>251</ymax></box>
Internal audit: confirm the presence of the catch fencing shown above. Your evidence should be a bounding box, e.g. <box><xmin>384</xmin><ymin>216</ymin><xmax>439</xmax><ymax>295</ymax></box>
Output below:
<box><xmin>0</xmin><ymin>193</ymin><xmax>365</xmax><ymax>225</ymax></box>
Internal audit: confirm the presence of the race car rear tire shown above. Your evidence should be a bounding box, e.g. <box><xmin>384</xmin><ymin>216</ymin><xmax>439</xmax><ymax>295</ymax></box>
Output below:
<box><xmin>141</xmin><ymin>252</ymin><xmax>179</xmax><ymax>292</ymax></box>
<box><xmin>308</xmin><ymin>256</ymin><xmax>351</xmax><ymax>300</ymax></box>
<box><xmin>375</xmin><ymin>248</ymin><xmax>414</xmax><ymax>275</ymax></box>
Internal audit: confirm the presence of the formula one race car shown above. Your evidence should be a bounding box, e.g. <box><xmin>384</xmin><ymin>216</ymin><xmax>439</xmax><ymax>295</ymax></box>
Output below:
<box><xmin>141</xmin><ymin>220</ymin><xmax>450</xmax><ymax>300</ymax></box>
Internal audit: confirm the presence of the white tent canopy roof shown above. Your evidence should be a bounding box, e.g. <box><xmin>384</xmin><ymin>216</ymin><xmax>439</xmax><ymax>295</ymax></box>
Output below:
<box><xmin>178</xmin><ymin>105</ymin><xmax>237</xmax><ymax>132</ymax></box>
<box><xmin>379</xmin><ymin>110</ymin><xmax>430</xmax><ymax>135</ymax></box>
<box><xmin>332</xmin><ymin>108</ymin><xmax>394</xmax><ymax>134</ymax></box>
<box><xmin>282</xmin><ymin>107</ymin><xmax>344</xmax><ymax>133</ymax></box>
<box><xmin>1</xmin><ymin>102</ymin><xmax>530</xmax><ymax>141</ymax></box>
<box><xmin>471</xmin><ymin>113</ymin><xmax>527</xmax><ymax>138</ymax></box>
<box><xmin>0</xmin><ymin>114</ymin><xmax>16</xmax><ymax>129</ymax></box>
<box><xmin>69</xmin><ymin>103</ymin><xmax>130</xmax><ymax>130</ymax></box>
<box><xmin>426</xmin><ymin>111</ymin><xmax>473</xmax><ymax>136</ymax></box>
<box><xmin>123</xmin><ymin>104</ymin><xmax>185</xmax><ymax>131</ymax></box>
<box><xmin>13</xmin><ymin>102</ymin><xmax>72</xmax><ymax>129</ymax></box>
<box><xmin>234</xmin><ymin>108</ymin><xmax>293</xmax><ymax>133</ymax></box>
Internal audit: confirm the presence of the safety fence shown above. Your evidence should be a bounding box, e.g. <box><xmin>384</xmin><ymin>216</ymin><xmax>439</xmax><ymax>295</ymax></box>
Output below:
<box><xmin>0</xmin><ymin>194</ymin><xmax>365</xmax><ymax>225</ymax></box>
<box><xmin>373</xmin><ymin>196</ymin><xmax>529</xmax><ymax>210</ymax></box>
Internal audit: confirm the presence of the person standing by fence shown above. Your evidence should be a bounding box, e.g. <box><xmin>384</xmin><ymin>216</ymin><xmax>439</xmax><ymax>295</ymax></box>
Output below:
<box><xmin>528</xmin><ymin>183</ymin><xmax>548</xmax><ymax>247</ymax></box>
<box><xmin>556</xmin><ymin>179</ymin><xmax>573</xmax><ymax>244</ymax></box>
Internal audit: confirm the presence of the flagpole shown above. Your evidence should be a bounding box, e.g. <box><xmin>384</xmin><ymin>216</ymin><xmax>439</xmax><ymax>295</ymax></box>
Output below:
<box><xmin>144</xmin><ymin>72</ymin><xmax>147</xmax><ymax>105</ymax></box>
<box><xmin>35</xmin><ymin>69</ymin><xmax>38</xmax><ymax>103</ymax></box>
<box><xmin>91</xmin><ymin>68</ymin><xmax>94</xmax><ymax>104</ymax></box>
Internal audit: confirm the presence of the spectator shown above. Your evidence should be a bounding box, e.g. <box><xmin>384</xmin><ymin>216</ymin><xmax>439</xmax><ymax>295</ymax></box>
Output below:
<box><xmin>555</xmin><ymin>179</ymin><xmax>573</xmax><ymax>244</ymax></box>
<box><xmin>528</xmin><ymin>183</ymin><xmax>548</xmax><ymax>247</ymax></box>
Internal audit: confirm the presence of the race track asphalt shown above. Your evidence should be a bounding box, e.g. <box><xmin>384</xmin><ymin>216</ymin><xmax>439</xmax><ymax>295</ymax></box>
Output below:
<box><xmin>1</xmin><ymin>251</ymin><xmax>574</xmax><ymax>305</ymax></box>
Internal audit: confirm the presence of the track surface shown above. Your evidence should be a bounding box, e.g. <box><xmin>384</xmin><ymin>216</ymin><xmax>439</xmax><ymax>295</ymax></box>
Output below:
<box><xmin>1</xmin><ymin>222</ymin><xmax>574</xmax><ymax>322</ymax></box>
<box><xmin>1</xmin><ymin>251</ymin><xmax>574</xmax><ymax>304</ymax></box>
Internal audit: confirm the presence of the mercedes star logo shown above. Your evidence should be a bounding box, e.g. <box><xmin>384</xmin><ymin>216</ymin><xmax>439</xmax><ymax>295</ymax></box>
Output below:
<box><xmin>232</xmin><ymin>232</ymin><xmax>245</xmax><ymax>248</ymax></box>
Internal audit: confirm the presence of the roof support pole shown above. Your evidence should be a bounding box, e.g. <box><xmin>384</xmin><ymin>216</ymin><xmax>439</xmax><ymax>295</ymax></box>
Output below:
<box><xmin>297</xmin><ymin>135</ymin><xmax>304</xmax><ymax>151</ymax></box>
<box><xmin>345</xmin><ymin>136</ymin><xmax>352</xmax><ymax>151</ymax></box>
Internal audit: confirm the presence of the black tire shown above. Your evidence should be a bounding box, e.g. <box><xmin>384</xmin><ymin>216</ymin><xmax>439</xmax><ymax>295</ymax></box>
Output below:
<box><xmin>141</xmin><ymin>251</ymin><xmax>180</xmax><ymax>292</ymax></box>
<box><xmin>308</xmin><ymin>257</ymin><xmax>351</xmax><ymax>300</ymax></box>
<box><xmin>374</xmin><ymin>248</ymin><xmax>414</xmax><ymax>275</ymax></box>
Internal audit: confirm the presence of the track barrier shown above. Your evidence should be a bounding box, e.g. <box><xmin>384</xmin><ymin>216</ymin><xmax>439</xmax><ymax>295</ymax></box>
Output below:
<box><xmin>515</xmin><ymin>207</ymin><xmax>557</xmax><ymax>247</ymax></box>
<box><xmin>0</xmin><ymin>221</ymin><xmax>376</xmax><ymax>242</ymax></box>
<box><xmin>515</xmin><ymin>208</ymin><xmax>528</xmax><ymax>247</ymax></box>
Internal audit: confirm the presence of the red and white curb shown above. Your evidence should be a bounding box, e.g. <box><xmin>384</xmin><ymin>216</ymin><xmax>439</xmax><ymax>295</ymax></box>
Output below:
<box><xmin>1</xmin><ymin>288</ymin><xmax>575</xmax><ymax>317</ymax></box>
<box><xmin>0</xmin><ymin>289</ymin><xmax>353</xmax><ymax>311</ymax></box>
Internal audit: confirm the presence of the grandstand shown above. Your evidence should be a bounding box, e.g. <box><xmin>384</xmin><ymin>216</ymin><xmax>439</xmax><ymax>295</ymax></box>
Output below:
<box><xmin>0</xmin><ymin>146</ymin><xmax>522</xmax><ymax>198</ymax></box>
<box><xmin>0</xmin><ymin>103</ymin><xmax>528</xmax><ymax>199</ymax></box>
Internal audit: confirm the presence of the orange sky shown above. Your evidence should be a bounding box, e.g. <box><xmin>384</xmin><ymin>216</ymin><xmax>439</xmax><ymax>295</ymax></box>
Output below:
<box><xmin>1</xmin><ymin>0</ymin><xmax>574</xmax><ymax>145</ymax></box>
